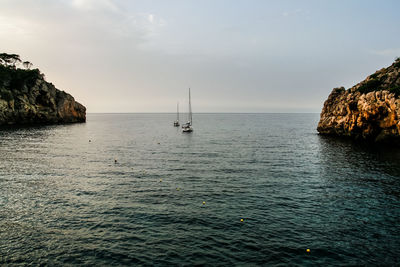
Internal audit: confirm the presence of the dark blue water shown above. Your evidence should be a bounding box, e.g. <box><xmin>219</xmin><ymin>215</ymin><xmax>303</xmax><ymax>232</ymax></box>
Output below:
<box><xmin>1</xmin><ymin>113</ymin><xmax>399</xmax><ymax>265</ymax></box>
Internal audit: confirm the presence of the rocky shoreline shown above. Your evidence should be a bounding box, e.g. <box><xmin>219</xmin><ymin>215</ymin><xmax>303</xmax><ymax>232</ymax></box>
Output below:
<box><xmin>0</xmin><ymin>53</ymin><xmax>86</xmax><ymax>125</ymax></box>
<box><xmin>317</xmin><ymin>58</ymin><xmax>400</xmax><ymax>142</ymax></box>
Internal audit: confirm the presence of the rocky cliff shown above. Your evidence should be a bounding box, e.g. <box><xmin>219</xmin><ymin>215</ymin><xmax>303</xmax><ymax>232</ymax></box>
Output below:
<box><xmin>0</xmin><ymin>54</ymin><xmax>85</xmax><ymax>125</ymax></box>
<box><xmin>317</xmin><ymin>58</ymin><xmax>400</xmax><ymax>142</ymax></box>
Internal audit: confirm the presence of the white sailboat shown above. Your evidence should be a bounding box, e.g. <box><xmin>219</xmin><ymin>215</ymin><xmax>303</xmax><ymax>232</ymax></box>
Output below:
<box><xmin>182</xmin><ymin>88</ymin><xmax>193</xmax><ymax>133</ymax></box>
<box><xmin>173</xmin><ymin>102</ymin><xmax>180</xmax><ymax>127</ymax></box>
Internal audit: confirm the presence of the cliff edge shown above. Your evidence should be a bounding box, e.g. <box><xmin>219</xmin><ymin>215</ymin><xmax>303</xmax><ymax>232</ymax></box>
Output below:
<box><xmin>317</xmin><ymin>58</ymin><xmax>400</xmax><ymax>142</ymax></box>
<box><xmin>0</xmin><ymin>53</ymin><xmax>85</xmax><ymax>125</ymax></box>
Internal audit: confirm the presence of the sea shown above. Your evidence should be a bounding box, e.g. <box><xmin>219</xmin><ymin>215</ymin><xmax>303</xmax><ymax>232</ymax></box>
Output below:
<box><xmin>0</xmin><ymin>113</ymin><xmax>399</xmax><ymax>266</ymax></box>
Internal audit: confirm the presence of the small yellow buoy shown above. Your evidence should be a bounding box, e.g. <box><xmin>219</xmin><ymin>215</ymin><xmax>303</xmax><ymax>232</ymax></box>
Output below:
<box><xmin>202</xmin><ymin>201</ymin><xmax>206</xmax><ymax>205</ymax></box>
<box><xmin>306</xmin><ymin>249</ymin><xmax>310</xmax><ymax>253</ymax></box>
<box><xmin>159</xmin><ymin>179</ymin><xmax>162</xmax><ymax>182</ymax></box>
<box><xmin>240</xmin><ymin>218</ymin><xmax>244</xmax><ymax>222</ymax></box>
<box><xmin>176</xmin><ymin>187</ymin><xmax>180</xmax><ymax>191</ymax></box>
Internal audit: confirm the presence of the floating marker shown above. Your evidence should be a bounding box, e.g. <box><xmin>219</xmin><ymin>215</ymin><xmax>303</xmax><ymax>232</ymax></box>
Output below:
<box><xmin>176</xmin><ymin>187</ymin><xmax>180</xmax><ymax>191</ymax></box>
<box><xmin>159</xmin><ymin>179</ymin><xmax>163</xmax><ymax>182</ymax></box>
<box><xmin>202</xmin><ymin>201</ymin><xmax>206</xmax><ymax>205</ymax></box>
<box><xmin>89</xmin><ymin>140</ymin><xmax>91</xmax><ymax>142</ymax></box>
<box><xmin>114</xmin><ymin>159</ymin><xmax>117</xmax><ymax>163</ymax></box>
<box><xmin>306</xmin><ymin>249</ymin><xmax>310</xmax><ymax>253</ymax></box>
<box><xmin>240</xmin><ymin>218</ymin><xmax>244</xmax><ymax>222</ymax></box>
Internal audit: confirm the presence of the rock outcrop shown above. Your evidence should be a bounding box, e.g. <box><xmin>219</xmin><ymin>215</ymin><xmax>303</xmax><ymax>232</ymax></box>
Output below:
<box><xmin>317</xmin><ymin>58</ymin><xmax>400</xmax><ymax>142</ymax></box>
<box><xmin>0</xmin><ymin>54</ymin><xmax>85</xmax><ymax>125</ymax></box>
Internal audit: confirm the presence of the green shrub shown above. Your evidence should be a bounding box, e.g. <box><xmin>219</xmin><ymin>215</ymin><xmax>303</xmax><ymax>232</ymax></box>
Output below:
<box><xmin>0</xmin><ymin>89</ymin><xmax>13</xmax><ymax>101</ymax></box>
<box><xmin>357</xmin><ymin>79</ymin><xmax>382</xmax><ymax>94</ymax></box>
<box><xmin>0</xmin><ymin>63</ymin><xmax>41</xmax><ymax>90</ymax></box>
<box><xmin>8</xmin><ymin>68</ymin><xmax>41</xmax><ymax>91</ymax></box>
<box><xmin>395</xmin><ymin>57</ymin><xmax>400</xmax><ymax>68</ymax></box>
<box><xmin>369</xmin><ymin>73</ymin><xmax>378</xmax><ymax>79</ymax></box>
<box><xmin>389</xmin><ymin>85</ymin><xmax>400</xmax><ymax>96</ymax></box>
<box><xmin>0</xmin><ymin>65</ymin><xmax>12</xmax><ymax>86</ymax></box>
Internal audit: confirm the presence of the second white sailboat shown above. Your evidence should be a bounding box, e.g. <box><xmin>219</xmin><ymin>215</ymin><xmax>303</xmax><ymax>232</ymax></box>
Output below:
<box><xmin>173</xmin><ymin>102</ymin><xmax>180</xmax><ymax>127</ymax></box>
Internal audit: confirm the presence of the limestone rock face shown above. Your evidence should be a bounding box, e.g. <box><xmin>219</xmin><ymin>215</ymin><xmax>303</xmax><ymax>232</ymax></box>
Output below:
<box><xmin>317</xmin><ymin>59</ymin><xmax>400</xmax><ymax>142</ymax></box>
<box><xmin>0</xmin><ymin>67</ymin><xmax>85</xmax><ymax>125</ymax></box>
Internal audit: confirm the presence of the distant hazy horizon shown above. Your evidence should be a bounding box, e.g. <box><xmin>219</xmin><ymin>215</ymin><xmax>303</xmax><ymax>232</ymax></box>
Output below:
<box><xmin>1</xmin><ymin>0</ymin><xmax>399</xmax><ymax>113</ymax></box>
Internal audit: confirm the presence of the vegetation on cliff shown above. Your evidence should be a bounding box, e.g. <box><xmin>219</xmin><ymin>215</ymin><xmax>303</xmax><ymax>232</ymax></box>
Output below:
<box><xmin>354</xmin><ymin>57</ymin><xmax>400</xmax><ymax>96</ymax></box>
<box><xmin>318</xmin><ymin>58</ymin><xmax>400</xmax><ymax>142</ymax></box>
<box><xmin>0</xmin><ymin>58</ymin><xmax>41</xmax><ymax>102</ymax></box>
<box><xmin>0</xmin><ymin>53</ymin><xmax>86</xmax><ymax>125</ymax></box>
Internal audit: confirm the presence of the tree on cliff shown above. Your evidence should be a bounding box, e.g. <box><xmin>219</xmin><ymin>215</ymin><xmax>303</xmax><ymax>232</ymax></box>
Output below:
<box><xmin>0</xmin><ymin>53</ymin><xmax>43</xmax><ymax>92</ymax></box>
<box><xmin>0</xmin><ymin>53</ymin><xmax>21</xmax><ymax>68</ymax></box>
<box><xmin>23</xmin><ymin>61</ymin><xmax>33</xmax><ymax>69</ymax></box>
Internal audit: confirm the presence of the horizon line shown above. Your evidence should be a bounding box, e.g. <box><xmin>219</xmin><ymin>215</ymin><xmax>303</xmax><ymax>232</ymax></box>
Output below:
<box><xmin>87</xmin><ymin>112</ymin><xmax>320</xmax><ymax>114</ymax></box>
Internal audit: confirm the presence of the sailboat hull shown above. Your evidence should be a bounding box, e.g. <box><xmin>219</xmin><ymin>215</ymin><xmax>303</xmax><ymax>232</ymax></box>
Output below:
<box><xmin>182</xmin><ymin>127</ymin><xmax>193</xmax><ymax>132</ymax></box>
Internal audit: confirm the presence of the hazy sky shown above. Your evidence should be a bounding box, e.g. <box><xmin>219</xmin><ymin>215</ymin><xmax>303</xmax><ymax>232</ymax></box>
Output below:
<box><xmin>1</xmin><ymin>0</ymin><xmax>399</xmax><ymax>112</ymax></box>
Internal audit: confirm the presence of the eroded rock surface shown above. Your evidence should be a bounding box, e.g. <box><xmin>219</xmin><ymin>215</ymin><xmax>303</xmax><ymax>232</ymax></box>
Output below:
<box><xmin>317</xmin><ymin>59</ymin><xmax>400</xmax><ymax>142</ymax></box>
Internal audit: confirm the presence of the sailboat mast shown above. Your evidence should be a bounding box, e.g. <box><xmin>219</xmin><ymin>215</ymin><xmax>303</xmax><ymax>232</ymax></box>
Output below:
<box><xmin>189</xmin><ymin>88</ymin><xmax>192</xmax><ymax>125</ymax></box>
<box><xmin>177</xmin><ymin>102</ymin><xmax>179</xmax><ymax>121</ymax></box>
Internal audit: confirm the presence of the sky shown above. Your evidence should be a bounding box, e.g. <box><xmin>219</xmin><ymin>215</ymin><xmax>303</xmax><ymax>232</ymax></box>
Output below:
<box><xmin>1</xmin><ymin>0</ymin><xmax>399</xmax><ymax>113</ymax></box>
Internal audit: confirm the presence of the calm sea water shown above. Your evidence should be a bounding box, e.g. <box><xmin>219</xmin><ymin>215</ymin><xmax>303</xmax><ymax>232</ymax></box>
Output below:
<box><xmin>1</xmin><ymin>113</ymin><xmax>400</xmax><ymax>266</ymax></box>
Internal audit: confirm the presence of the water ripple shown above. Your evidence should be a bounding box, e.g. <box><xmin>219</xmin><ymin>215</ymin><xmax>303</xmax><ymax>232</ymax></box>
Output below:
<box><xmin>0</xmin><ymin>114</ymin><xmax>400</xmax><ymax>265</ymax></box>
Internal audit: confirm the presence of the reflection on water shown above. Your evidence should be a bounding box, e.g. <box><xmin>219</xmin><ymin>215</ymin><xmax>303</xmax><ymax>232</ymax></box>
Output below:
<box><xmin>318</xmin><ymin>135</ymin><xmax>400</xmax><ymax>196</ymax></box>
<box><xmin>0</xmin><ymin>114</ymin><xmax>399</xmax><ymax>265</ymax></box>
